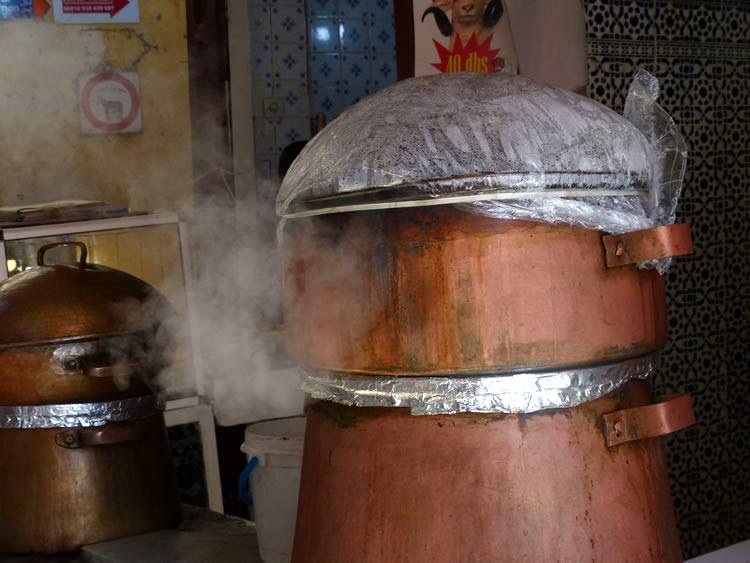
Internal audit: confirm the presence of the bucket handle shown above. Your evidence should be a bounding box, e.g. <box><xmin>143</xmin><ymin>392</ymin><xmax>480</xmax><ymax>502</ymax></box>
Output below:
<box><xmin>238</xmin><ymin>456</ymin><xmax>259</xmax><ymax>506</ymax></box>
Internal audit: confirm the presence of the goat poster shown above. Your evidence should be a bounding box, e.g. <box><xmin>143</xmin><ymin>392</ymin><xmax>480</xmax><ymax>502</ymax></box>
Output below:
<box><xmin>78</xmin><ymin>71</ymin><xmax>142</xmax><ymax>135</ymax></box>
<box><xmin>413</xmin><ymin>0</ymin><xmax>518</xmax><ymax>76</ymax></box>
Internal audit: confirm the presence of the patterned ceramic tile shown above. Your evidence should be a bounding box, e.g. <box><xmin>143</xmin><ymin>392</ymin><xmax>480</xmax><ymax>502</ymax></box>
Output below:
<box><xmin>338</xmin><ymin>0</ymin><xmax>368</xmax><ymax>20</ymax></box>
<box><xmin>369</xmin><ymin>17</ymin><xmax>396</xmax><ymax>53</ymax></box>
<box><xmin>273</xmin><ymin>79</ymin><xmax>311</xmax><ymax>117</ymax></box>
<box><xmin>309</xmin><ymin>0</ymin><xmax>337</xmax><ymax>17</ymax></box>
<box><xmin>276</xmin><ymin>117</ymin><xmax>312</xmax><ymax>152</ymax></box>
<box><xmin>341</xmin><ymin>51</ymin><xmax>370</xmax><ymax>87</ymax></box>
<box><xmin>307</xmin><ymin>0</ymin><xmax>396</xmax><ymax>121</ymax></box>
<box><xmin>339</xmin><ymin>18</ymin><xmax>368</xmax><ymax>51</ymax></box>
<box><xmin>368</xmin><ymin>0</ymin><xmax>392</xmax><ymax>19</ymax></box>
<box><xmin>369</xmin><ymin>50</ymin><xmax>396</xmax><ymax>88</ymax></box>
<box><xmin>272</xmin><ymin>42</ymin><xmax>308</xmax><ymax>80</ymax></box>
<box><xmin>309</xmin><ymin>17</ymin><xmax>340</xmax><ymax>52</ymax></box>
<box><xmin>250</xmin><ymin>1</ymin><xmax>272</xmax><ymax>41</ymax></box>
<box><xmin>251</xmin><ymin>43</ymin><xmax>275</xmax><ymax>89</ymax></box>
<box><xmin>344</xmin><ymin>82</ymin><xmax>370</xmax><ymax>105</ymax></box>
<box><xmin>311</xmin><ymin>86</ymin><xmax>348</xmax><ymax>122</ymax></box>
<box><xmin>310</xmin><ymin>53</ymin><xmax>341</xmax><ymax>88</ymax></box>
<box><xmin>271</xmin><ymin>3</ymin><xmax>307</xmax><ymax>44</ymax></box>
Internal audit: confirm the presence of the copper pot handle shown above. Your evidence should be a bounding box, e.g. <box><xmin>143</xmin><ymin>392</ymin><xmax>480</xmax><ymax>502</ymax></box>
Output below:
<box><xmin>602</xmin><ymin>224</ymin><xmax>693</xmax><ymax>267</ymax></box>
<box><xmin>602</xmin><ymin>393</ymin><xmax>696</xmax><ymax>447</ymax></box>
<box><xmin>83</xmin><ymin>362</ymin><xmax>138</xmax><ymax>379</ymax></box>
<box><xmin>37</xmin><ymin>241</ymin><xmax>88</xmax><ymax>267</ymax></box>
<box><xmin>55</xmin><ymin>420</ymin><xmax>148</xmax><ymax>449</ymax></box>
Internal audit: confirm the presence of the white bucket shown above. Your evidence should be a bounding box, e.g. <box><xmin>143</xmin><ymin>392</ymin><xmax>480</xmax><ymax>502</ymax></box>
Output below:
<box><xmin>241</xmin><ymin>416</ymin><xmax>306</xmax><ymax>563</ymax></box>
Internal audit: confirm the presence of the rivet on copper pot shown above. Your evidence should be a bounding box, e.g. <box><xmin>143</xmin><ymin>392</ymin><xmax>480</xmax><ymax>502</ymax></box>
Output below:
<box><xmin>615</xmin><ymin>241</ymin><xmax>626</xmax><ymax>256</ymax></box>
<box><xmin>613</xmin><ymin>420</ymin><xmax>623</xmax><ymax>437</ymax></box>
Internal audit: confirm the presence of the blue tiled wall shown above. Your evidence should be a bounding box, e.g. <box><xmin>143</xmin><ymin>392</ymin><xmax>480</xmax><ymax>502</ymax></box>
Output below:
<box><xmin>307</xmin><ymin>0</ymin><xmax>398</xmax><ymax>123</ymax></box>
<box><xmin>249</xmin><ymin>0</ymin><xmax>398</xmax><ymax>186</ymax></box>
<box><xmin>250</xmin><ymin>0</ymin><xmax>312</xmax><ymax>183</ymax></box>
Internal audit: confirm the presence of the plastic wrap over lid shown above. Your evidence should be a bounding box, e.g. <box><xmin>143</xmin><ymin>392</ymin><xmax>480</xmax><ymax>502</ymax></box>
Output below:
<box><xmin>278</xmin><ymin>72</ymin><xmax>657</xmax><ymax>219</ymax></box>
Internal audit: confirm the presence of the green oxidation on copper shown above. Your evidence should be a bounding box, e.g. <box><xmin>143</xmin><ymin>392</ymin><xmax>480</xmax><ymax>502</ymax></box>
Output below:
<box><xmin>311</xmin><ymin>401</ymin><xmax>362</xmax><ymax>429</ymax></box>
<box><xmin>515</xmin><ymin>408</ymin><xmax>574</xmax><ymax>434</ymax></box>
<box><xmin>599</xmin><ymin>342</ymin><xmax>646</xmax><ymax>359</ymax></box>
<box><xmin>456</xmin><ymin>297</ymin><xmax>482</xmax><ymax>364</ymax></box>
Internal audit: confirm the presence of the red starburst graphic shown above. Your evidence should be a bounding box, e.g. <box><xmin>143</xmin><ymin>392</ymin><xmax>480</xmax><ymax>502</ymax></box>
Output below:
<box><xmin>432</xmin><ymin>33</ymin><xmax>502</xmax><ymax>74</ymax></box>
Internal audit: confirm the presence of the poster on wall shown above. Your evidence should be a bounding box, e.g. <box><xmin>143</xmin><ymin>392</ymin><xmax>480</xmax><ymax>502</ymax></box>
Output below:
<box><xmin>52</xmin><ymin>0</ymin><xmax>138</xmax><ymax>24</ymax></box>
<box><xmin>412</xmin><ymin>0</ymin><xmax>517</xmax><ymax>77</ymax></box>
<box><xmin>0</xmin><ymin>0</ymin><xmax>48</xmax><ymax>19</ymax></box>
<box><xmin>78</xmin><ymin>71</ymin><xmax>143</xmax><ymax>135</ymax></box>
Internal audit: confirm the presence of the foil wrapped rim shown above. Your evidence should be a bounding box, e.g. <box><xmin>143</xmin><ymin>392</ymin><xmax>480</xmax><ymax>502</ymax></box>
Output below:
<box><xmin>0</xmin><ymin>395</ymin><xmax>159</xmax><ymax>429</ymax></box>
<box><xmin>302</xmin><ymin>355</ymin><xmax>657</xmax><ymax>415</ymax></box>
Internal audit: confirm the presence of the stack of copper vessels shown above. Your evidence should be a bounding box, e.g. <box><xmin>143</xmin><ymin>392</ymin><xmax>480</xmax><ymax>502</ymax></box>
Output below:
<box><xmin>279</xmin><ymin>72</ymin><xmax>695</xmax><ymax>562</ymax></box>
<box><xmin>0</xmin><ymin>242</ymin><xmax>179</xmax><ymax>554</ymax></box>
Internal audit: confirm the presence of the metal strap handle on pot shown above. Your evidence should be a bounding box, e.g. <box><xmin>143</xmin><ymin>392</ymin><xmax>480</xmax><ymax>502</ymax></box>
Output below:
<box><xmin>602</xmin><ymin>393</ymin><xmax>696</xmax><ymax>447</ymax></box>
<box><xmin>37</xmin><ymin>241</ymin><xmax>88</xmax><ymax>267</ymax></box>
<box><xmin>81</xmin><ymin>360</ymin><xmax>138</xmax><ymax>380</ymax></box>
<box><xmin>55</xmin><ymin>420</ymin><xmax>148</xmax><ymax>449</ymax></box>
<box><xmin>61</xmin><ymin>353</ymin><xmax>139</xmax><ymax>385</ymax></box>
<box><xmin>602</xmin><ymin>224</ymin><xmax>693</xmax><ymax>267</ymax></box>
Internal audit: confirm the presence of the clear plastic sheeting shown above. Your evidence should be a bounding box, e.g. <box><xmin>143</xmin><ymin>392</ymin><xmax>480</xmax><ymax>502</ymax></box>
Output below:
<box><xmin>278</xmin><ymin>72</ymin><xmax>687</xmax><ymax>270</ymax></box>
<box><xmin>0</xmin><ymin>395</ymin><xmax>159</xmax><ymax>429</ymax></box>
<box><xmin>302</xmin><ymin>355</ymin><xmax>657</xmax><ymax>416</ymax></box>
<box><xmin>624</xmin><ymin>69</ymin><xmax>687</xmax><ymax>228</ymax></box>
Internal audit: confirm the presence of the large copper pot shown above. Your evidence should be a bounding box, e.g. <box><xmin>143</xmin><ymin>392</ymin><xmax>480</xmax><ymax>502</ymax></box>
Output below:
<box><xmin>0</xmin><ymin>242</ymin><xmax>180</xmax><ymax>554</ymax></box>
<box><xmin>293</xmin><ymin>381</ymin><xmax>693</xmax><ymax>563</ymax></box>
<box><xmin>283</xmin><ymin>206</ymin><xmax>691</xmax><ymax>376</ymax></box>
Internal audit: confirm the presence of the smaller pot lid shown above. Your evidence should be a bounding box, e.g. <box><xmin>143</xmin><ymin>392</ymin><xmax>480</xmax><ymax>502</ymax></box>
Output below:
<box><xmin>277</xmin><ymin>73</ymin><xmax>656</xmax><ymax>218</ymax></box>
<box><xmin>0</xmin><ymin>242</ymin><xmax>169</xmax><ymax>349</ymax></box>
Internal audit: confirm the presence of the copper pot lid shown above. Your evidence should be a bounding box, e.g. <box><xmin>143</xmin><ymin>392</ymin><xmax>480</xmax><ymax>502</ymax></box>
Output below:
<box><xmin>0</xmin><ymin>242</ymin><xmax>169</xmax><ymax>349</ymax></box>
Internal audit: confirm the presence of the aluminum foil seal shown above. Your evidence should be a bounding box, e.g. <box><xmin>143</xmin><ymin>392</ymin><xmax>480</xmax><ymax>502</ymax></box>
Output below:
<box><xmin>0</xmin><ymin>395</ymin><xmax>160</xmax><ymax>429</ymax></box>
<box><xmin>302</xmin><ymin>355</ymin><xmax>657</xmax><ymax>416</ymax></box>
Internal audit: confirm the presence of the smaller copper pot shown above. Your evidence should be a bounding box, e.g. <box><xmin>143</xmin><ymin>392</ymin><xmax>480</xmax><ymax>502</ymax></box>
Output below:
<box><xmin>0</xmin><ymin>241</ymin><xmax>172</xmax><ymax>404</ymax></box>
<box><xmin>0</xmin><ymin>411</ymin><xmax>180</xmax><ymax>554</ymax></box>
<box><xmin>0</xmin><ymin>242</ymin><xmax>180</xmax><ymax>553</ymax></box>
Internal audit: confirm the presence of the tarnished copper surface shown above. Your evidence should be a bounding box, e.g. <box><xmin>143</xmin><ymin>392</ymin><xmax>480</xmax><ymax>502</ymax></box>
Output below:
<box><xmin>0</xmin><ymin>413</ymin><xmax>180</xmax><ymax>554</ymax></box>
<box><xmin>283</xmin><ymin>206</ymin><xmax>667</xmax><ymax>375</ymax></box>
<box><xmin>293</xmin><ymin>381</ymin><xmax>683</xmax><ymax>563</ymax></box>
<box><xmin>602</xmin><ymin>393</ymin><xmax>696</xmax><ymax>447</ymax></box>
<box><xmin>0</xmin><ymin>241</ymin><xmax>171</xmax><ymax>349</ymax></box>
<box><xmin>602</xmin><ymin>223</ymin><xmax>693</xmax><ymax>267</ymax></box>
<box><xmin>0</xmin><ymin>344</ymin><xmax>152</xmax><ymax>406</ymax></box>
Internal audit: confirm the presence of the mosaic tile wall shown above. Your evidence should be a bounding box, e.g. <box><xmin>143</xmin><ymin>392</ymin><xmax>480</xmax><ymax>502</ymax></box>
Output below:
<box><xmin>250</xmin><ymin>0</ymin><xmax>312</xmax><ymax>188</ymax></box>
<box><xmin>249</xmin><ymin>0</ymin><xmax>397</xmax><ymax>192</ymax></box>
<box><xmin>586</xmin><ymin>0</ymin><xmax>750</xmax><ymax>558</ymax></box>
<box><xmin>307</xmin><ymin>0</ymin><xmax>398</xmax><ymax>123</ymax></box>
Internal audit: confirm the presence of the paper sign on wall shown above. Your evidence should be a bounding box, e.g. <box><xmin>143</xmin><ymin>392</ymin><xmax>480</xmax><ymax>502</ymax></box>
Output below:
<box><xmin>53</xmin><ymin>0</ymin><xmax>138</xmax><ymax>23</ymax></box>
<box><xmin>79</xmin><ymin>71</ymin><xmax>143</xmax><ymax>135</ymax></box>
<box><xmin>412</xmin><ymin>0</ymin><xmax>518</xmax><ymax>77</ymax></box>
<box><xmin>0</xmin><ymin>0</ymin><xmax>48</xmax><ymax>19</ymax></box>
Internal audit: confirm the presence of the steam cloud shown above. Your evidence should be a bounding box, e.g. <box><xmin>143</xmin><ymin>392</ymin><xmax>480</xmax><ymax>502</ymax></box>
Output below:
<box><xmin>0</xmin><ymin>19</ymin><xmax>303</xmax><ymax>426</ymax></box>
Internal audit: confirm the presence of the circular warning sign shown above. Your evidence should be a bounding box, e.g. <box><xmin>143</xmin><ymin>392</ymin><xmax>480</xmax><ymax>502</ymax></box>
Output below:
<box><xmin>80</xmin><ymin>72</ymin><xmax>142</xmax><ymax>134</ymax></box>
